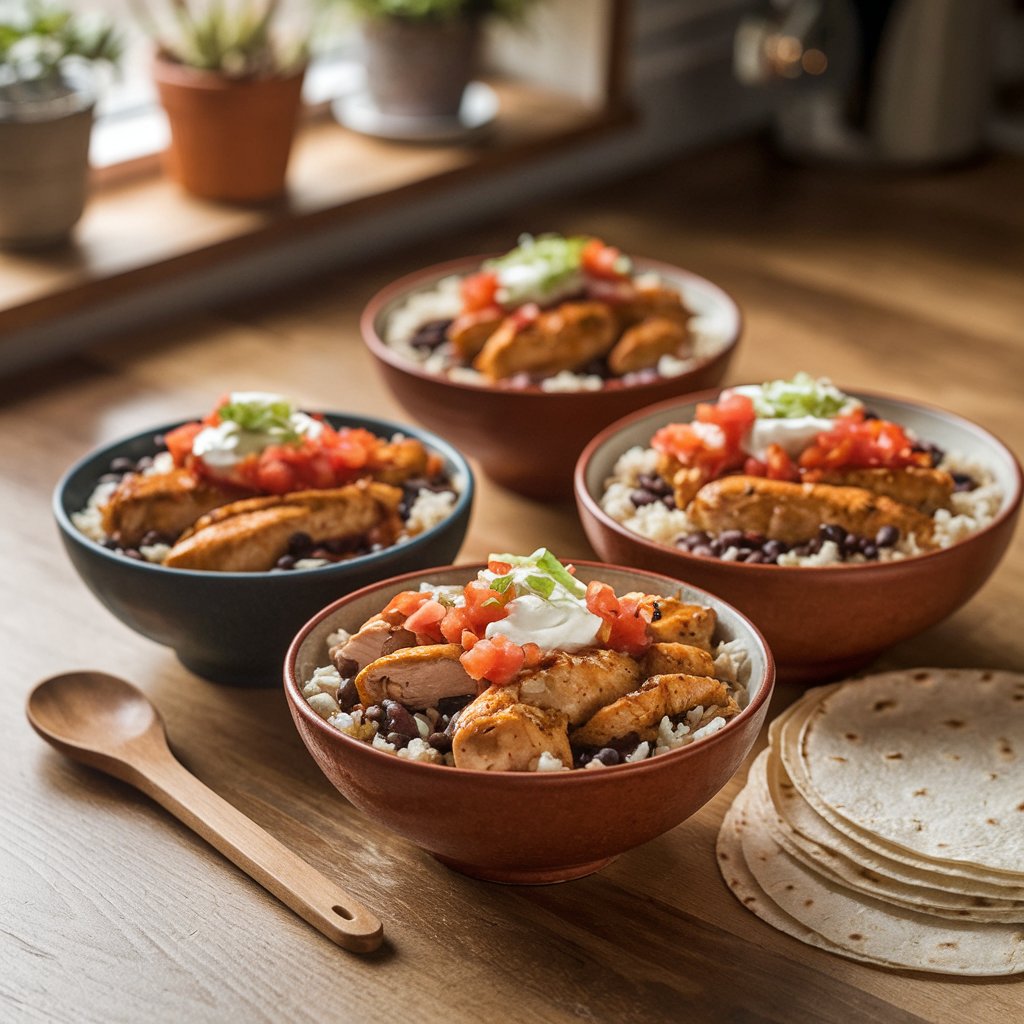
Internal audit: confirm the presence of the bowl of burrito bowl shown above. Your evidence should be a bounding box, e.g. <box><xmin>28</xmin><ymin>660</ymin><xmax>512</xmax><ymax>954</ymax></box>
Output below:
<box><xmin>284</xmin><ymin>547</ymin><xmax>773</xmax><ymax>884</ymax></box>
<box><xmin>575</xmin><ymin>373</ymin><xmax>1022</xmax><ymax>683</ymax></box>
<box><xmin>55</xmin><ymin>391</ymin><xmax>474</xmax><ymax>685</ymax></box>
<box><xmin>360</xmin><ymin>233</ymin><xmax>741</xmax><ymax>499</ymax></box>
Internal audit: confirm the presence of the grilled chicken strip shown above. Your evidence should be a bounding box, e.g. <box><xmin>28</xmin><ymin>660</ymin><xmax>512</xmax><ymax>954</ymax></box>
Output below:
<box><xmin>625</xmin><ymin>593</ymin><xmax>717</xmax><ymax>651</ymax></box>
<box><xmin>354</xmin><ymin>643</ymin><xmax>474</xmax><ymax>709</ymax></box>
<box><xmin>101</xmin><ymin>468</ymin><xmax>243</xmax><ymax>547</ymax></box>
<box><xmin>642</xmin><ymin>642</ymin><xmax>715</xmax><ymax>678</ymax></box>
<box><xmin>688</xmin><ymin>475</ymin><xmax>937</xmax><ymax>548</ymax></box>
<box><xmin>512</xmin><ymin>649</ymin><xmax>642</xmax><ymax>727</ymax></box>
<box><xmin>655</xmin><ymin>452</ymin><xmax>704</xmax><ymax>509</ymax></box>
<box><xmin>817</xmin><ymin>466</ymin><xmax>953</xmax><ymax>515</ymax></box>
<box><xmin>331</xmin><ymin>615</ymin><xmax>416</xmax><ymax>676</ymax></box>
<box><xmin>452</xmin><ymin>686</ymin><xmax>572</xmax><ymax>771</ymax></box>
<box><xmin>571</xmin><ymin>674</ymin><xmax>737</xmax><ymax>748</ymax></box>
<box><xmin>473</xmin><ymin>301</ymin><xmax>616</xmax><ymax>380</ymax></box>
<box><xmin>615</xmin><ymin>283</ymin><xmax>691</xmax><ymax>331</ymax></box>
<box><xmin>371</xmin><ymin>437</ymin><xmax>434</xmax><ymax>486</ymax></box>
<box><xmin>447</xmin><ymin>310</ymin><xmax>504</xmax><ymax>362</ymax></box>
<box><xmin>162</xmin><ymin>481</ymin><xmax>403</xmax><ymax>571</ymax></box>
<box><xmin>607</xmin><ymin>316</ymin><xmax>690</xmax><ymax>376</ymax></box>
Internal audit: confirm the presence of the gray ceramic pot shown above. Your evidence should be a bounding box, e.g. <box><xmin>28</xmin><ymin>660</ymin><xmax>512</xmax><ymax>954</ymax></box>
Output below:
<box><xmin>0</xmin><ymin>76</ymin><xmax>94</xmax><ymax>249</ymax></box>
<box><xmin>361</xmin><ymin>15</ymin><xmax>480</xmax><ymax>117</ymax></box>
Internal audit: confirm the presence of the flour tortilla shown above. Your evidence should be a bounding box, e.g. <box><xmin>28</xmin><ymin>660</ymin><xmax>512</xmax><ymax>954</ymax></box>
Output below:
<box><xmin>739</xmin><ymin>789</ymin><xmax>1024</xmax><ymax>976</ymax></box>
<box><xmin>716</xmin><ymin>784</ymin><xmax>896</xmax><ymax>969</ymax></box>
<box><xmin>778</xmin><ymin>681</ymin><xmax>1024</xmax><ymax>886</ymax></box>
<box><xmin>798</xmin><ymin>669</ymin><xmax>1024</xmax><ymax>876</ymax></box>
<box><xmin>746</xmin><ymin>751</ymin><xmax>1024</xmax><ymax>921</ymax></box>
<box><xmin>764</xmin><ymin>748</ymin><xmax>1024</xmax><ymax>902</ymax></box>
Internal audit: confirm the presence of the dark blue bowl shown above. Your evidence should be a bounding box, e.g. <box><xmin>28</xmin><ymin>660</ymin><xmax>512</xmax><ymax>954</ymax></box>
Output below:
<box><xmin>54</xmin><ymin>413</ymin><xmax>474</xmax><ymax>686</ymax></box>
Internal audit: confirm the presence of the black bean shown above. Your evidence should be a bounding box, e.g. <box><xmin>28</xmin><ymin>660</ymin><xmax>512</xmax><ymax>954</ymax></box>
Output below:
<box><xmin>744</xmin><ymin>551</ymin><xmax>765</xmax><ymax>564</ymax></box>
<box><xmin>102</xmin><ymin>538</ymin><xmax>121</xmax><ymax>550</ymax></box>
<box><xmin>437</xmin><ymin>695</ymin><xmax>472</xmax><ymax>718</ymax></box>
<box><xmin>310</xmin><ymin>547</ymin><xmax>333</xmax><ymax>561</ymax></box>
<box><xmin>861</xmin><ymin>543</ymin><xmax>879</xmax><ymax>560</ymax></box>
<box><xmin>720</xmin><ymin>529</ymin><xmax>744</xmax><ymax>548</ymax></box>
<box><xmin>820</xmin><ymin>523</ymin><xmax>846</xmax><ymax>545</ymax></box>
<box><xmin>573</xmin><ymin>749</ymin><xmax>592</xmax><ymax>769</ymax></box>
<box><xmin>363</xmin><ymin>705</ymin><xmax>383</xmax><ymax>722</ymax></box>
<box><xmin>593</xmin><ymin>747</ymin><xmax>620</xmax><ymax>766</ymax></box>
<box><xmin>661</xmin><ymin>494</ymin><xmax>676</xmax><ymax>509</ymax></box>
<box><xmin>287</xmin><ymin>531</ymin><xmax>313</xmax><ymax>555</ymax></box>
<box><xmin>762</xmin><ymin>540</ymin><xmax>785</xmax><ymax>560</ymax></box>
<box><xmin>110</xmin><ymin>456</ymin><xmax>135</xmax><ymax>473</ymax></box>
<box><xmin>382</xmin><ymin>699</ymin><xmax>420</xmax><ymax>740</ymax></box>
<box><xmin>743</xmin><ymin>531</ymin><xmax>766</xmax><ymax>547</ymax></box>
<box><xmin>630</xmin><ymin>488</ymin><xmax>659</xmax><ymax>508</ymax></box>
<box><xmin>428</xmin><ymin>731</ymin><xmax>452</xmax><ymax>752</ymax></box>
<box><xmin>124</xmin><ymin>549</ymin><xmax>143</xmax><ymax>560</ymax></box>
<box><xmin>709</xmin><ymin>538</ymin><xmax>725</xmax><ymax>556</ymax></box>
<box><xmin>275</xmin><ymin>554</ymin><xmax>296</xmax><ymax>570</ymax></box>
<box><xmin>807</xmin><ymin>537</ymin><xmax>822</xmax><ymax>555</ymax></box>
<box><xmin>842</xmin><ymin>534</ymin><xmax>862</xmax><ymax>555</ymax></box>
<box><xmin>857</xmin><ymin>536</ymin><xmax>875</xmax><ymax>554</ymax></box>
<box><xmin>952</xmin><ymin>472</ymin><xmax>977</xmax><ymax>492</ymax></box>
<box><xmin>408</xmin><ymin>318</ymin><xmax>453</xmax><ymax>351</ymax></box>
<box><xmin>875</xmin><ymin>525</ymin><xmax>900</xmax><ymax>548</ymax></box>
<box><xmin>337</xmin><ymin>678</ymin><xmax>359</xmax><ymax>711</ymax></box>
<box><xmin>386</xmin><ymin>731</ymin><xmax>407</xmax><ymax>749</ymax></box>
<box><xmin>134</xmin><ymin>456</ymin><xmax>154</xmax><ymax>471</ymax></box>
<box><xmin>792</xmin><ymin>544</ymin><xmax>811</xmax><ymax>557</ymax></box>
<box><xmin>141</xmin><ymin>530</ymin><xmax>171</xmax><ymax>547</ymax></box>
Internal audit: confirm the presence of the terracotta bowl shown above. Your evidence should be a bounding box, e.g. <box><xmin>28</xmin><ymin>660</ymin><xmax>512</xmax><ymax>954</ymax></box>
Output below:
<box><xmin>360</xmin><ymin>256</ymin><xmax>741</xmax><ymax>500</ymax></box>
<box><xmin>54</xmin><ymin>413</ymin><xmax>474</xmax><ymax>686</ymax></box>
<box><xmin>284</xmin><ymin>562</ymin><xmax>774</xmax><ymax>885</ymax></box>
<box><xmin>575</xmin><ymin>390</ymin><xmax>1023</xmax><ymax>684</ymax></box>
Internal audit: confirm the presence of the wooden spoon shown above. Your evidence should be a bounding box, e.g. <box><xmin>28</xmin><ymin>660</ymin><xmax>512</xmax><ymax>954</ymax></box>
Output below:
<box><xmin>26</xmin><ymin>671</ymin><xmax>383</xmax><ymax>954</ymax></box>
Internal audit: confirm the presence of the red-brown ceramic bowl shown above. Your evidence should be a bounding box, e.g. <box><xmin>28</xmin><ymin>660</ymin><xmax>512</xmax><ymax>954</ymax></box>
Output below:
<box><xmin>575</xmin><ymin>390</ymin><xmax>1023</xmax><ymax>684</ymax></box>
<box><xmin>284</xmin><ymin>561</ymin><xmax>773</xmax><ymax>884</ymax></box>
<box><xmin>360</xmin><ymin>256</ymin><xmax>741</xmax><ymax>500</ymax></box>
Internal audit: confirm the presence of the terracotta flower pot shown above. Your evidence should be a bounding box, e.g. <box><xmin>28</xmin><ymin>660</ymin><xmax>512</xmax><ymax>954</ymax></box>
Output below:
<box><xmin>153</xmin><ymin>57</ymin><xmax>306</xmax><ymax>203</ymax></box>
<box><xmin>361</xmin><ymin>16</ymin><xmax>480</xmax><ymax>118</ymax></box>
<box><xmin>0</xmin><ymin>80</ymin><xmax>94</xmax><ymax>249</ymax></box>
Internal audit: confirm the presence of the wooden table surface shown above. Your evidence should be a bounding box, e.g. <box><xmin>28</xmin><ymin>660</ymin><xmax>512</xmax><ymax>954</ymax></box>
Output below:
<box><xmin>2</xmin><ymin>141</ymin><xmax>1022</xmax><ymax>1024</ymax></box>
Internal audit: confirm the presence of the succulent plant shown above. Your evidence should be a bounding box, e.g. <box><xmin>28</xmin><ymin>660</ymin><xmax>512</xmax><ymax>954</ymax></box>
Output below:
<box><xmin>134</xmin><ymin>0</ymin><xmax>307</xmax><ymax>77</ymax></box>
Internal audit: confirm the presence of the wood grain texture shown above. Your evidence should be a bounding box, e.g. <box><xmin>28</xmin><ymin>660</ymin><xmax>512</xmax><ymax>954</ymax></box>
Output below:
<box><xmin>2</xmin><ymin>140</ymin><xmax>1022</xmax><ymax>1024</ymax></box>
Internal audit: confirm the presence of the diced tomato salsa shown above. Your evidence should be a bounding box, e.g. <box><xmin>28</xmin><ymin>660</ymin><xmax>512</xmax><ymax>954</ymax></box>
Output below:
<box><xmin>799</xmin><ymin>409</ymin><xmax>929</xmax><ymax>473</ymax></box>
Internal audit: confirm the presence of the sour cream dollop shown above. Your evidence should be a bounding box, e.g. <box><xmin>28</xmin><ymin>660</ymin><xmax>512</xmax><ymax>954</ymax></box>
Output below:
<box><xmin>191</xmin><ymin>391</ymin><xmax>323</xmax><ymax>469</ymax></box>
<box><xmin>478</xmin><ymin>558</ymin><xmax>602</xmax><ymax>653</ymax></box>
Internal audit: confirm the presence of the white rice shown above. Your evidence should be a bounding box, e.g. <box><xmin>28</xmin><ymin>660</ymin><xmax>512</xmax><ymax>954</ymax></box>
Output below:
<box><xmin>600</xmin><ymin>445</ymin><xmax>1002</xmax><ymax>567</ymax></box>
<box><xmin>382</xmin><ymin>274</ymin><xmax>731</xmax><ymax>392</ymax></box>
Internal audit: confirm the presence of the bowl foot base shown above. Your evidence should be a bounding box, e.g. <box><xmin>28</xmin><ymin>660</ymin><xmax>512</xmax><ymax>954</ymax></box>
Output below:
<box><xmin>432</xmin><ymin>852</ymin><xmax>616</xmax><ymax>885</ymax></box>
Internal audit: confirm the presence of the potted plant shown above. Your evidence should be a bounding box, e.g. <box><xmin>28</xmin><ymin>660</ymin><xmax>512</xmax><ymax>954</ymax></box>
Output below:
<box><xmin>135</xmin><ymin>0</ymin><xmax>308</xmax><ymax>202</ymax></box>
<box><xmin>0</xmin><ymin>2</ymin><xmax>121</xmax><ymax>248</ymax></box>
<box><xmin>345</xmin><ymin>0</ymin><xmax>537</xmax><ymax>119</ymax></box>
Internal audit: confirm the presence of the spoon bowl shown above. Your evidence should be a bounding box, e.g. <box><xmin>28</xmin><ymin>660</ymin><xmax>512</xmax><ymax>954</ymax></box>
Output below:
<box><xmin>27</xmin><ymin>670</ymin><xmax>383</xmax><ymax>953</ymax></box>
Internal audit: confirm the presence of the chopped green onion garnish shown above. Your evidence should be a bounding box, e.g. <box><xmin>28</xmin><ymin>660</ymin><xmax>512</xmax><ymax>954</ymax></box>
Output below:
<box><xmin>524</xmin><ymin>574</ymin><xmax>555</xmax><ymax>599</ymax></box>
<box><xmin>490</xmin><ymin>574</ymin><xmax>515</xmax><ymax>594</ymax></box>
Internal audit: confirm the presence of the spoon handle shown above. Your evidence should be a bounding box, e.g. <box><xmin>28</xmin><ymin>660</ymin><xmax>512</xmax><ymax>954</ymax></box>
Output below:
<box><xmin>133</xmin><ymin>754</ymin><xmax>383</xmax><ymax>953</ymax></box>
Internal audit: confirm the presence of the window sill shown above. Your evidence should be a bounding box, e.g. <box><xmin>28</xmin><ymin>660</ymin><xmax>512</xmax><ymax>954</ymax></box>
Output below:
<box><xmin>0</xmin><ymin>79</ymin><xmax>632</xmax><ymax>340</ymax></box>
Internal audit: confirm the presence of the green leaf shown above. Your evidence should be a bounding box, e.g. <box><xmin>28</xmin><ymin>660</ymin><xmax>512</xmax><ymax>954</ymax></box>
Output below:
<box><xmin>524</xmin><ymin>574</ymin><xmax>555</xmax><ymax>600</ymax></box>
<box><xmin>489</xmin><ymin>573</ymin><xmax>514</xmax><ymax>594</ymax></box>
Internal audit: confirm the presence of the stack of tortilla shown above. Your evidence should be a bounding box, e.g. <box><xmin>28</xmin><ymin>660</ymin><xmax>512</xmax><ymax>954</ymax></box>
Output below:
<box><xmin>717</xmin><ymin>668</ymin><xmax>1024</xmax><ymax>975</ymax></box>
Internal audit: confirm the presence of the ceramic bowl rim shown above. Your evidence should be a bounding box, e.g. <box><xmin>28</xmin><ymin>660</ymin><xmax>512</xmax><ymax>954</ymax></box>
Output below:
<box><xmin>359</xmin><ymin>253</ymin><xmax>744</xmax><ymax>398</ymax></box>
<box><xmin>574</xmin><ymin>385</ymin><xmax>1024</xmax><ymax>576</ymax></box>
<box><xmin>53</xmin><ymin>410</ymin><xmax>475</xmax><ymax>582</ymax></box>
<box><xmin>283</xmin><ymin>558</ymin><xmax>775</xmax><ymax>783</ymax></box>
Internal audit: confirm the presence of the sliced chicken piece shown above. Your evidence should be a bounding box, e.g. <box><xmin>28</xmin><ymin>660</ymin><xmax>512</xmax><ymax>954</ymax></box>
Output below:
<box><xmin>473</xmin><ymin>301</ymin><xmax>616</xmax><ymax>381</ymax></box>
<box><xmin>512</xmin><ymin>649</ymin><xmax>642</xmax><ymax>726</ymax></box>
<box><xmin>101</xmin><ymin>468</ymin><xmax>242</xmax><ymax>547</ymax></box>
<box><xmin>625</xmin><ymin>593</ymin><xmax>717</xmax><ymax>651</ymax></box>
<box><xmin>354</xmin><ymin>644</ymin><xmax>474</xmax><ymax>709</ymax></box>
<box><xmin>370</xmin><ymin>436</ymin><xmax>434</xmax><ymax>486</ymax></box>
<box><xmin>818</xmin><ymin>466</ymin><xmax>953</xmax><ymax>515</ymax></box>
<box><xmin>655</xmin><ymin>452</ymin><xmax>704</xmax><ymax>509</ymax></box>
<box><xmin>607</xmin><ymin>315</ymin><xmax>691</xmax><ymax>375</ymax></box>
<box><xmin>570</xmin><ymin>673</ymin><xmax>734</xmax><ymax>748</ymax></box>
<box><xmin>642</xmin><ymin>642</ymin><xmax>714</xmax><ymax>678</ymax></box>
<box><xmin>162</xmin><ymin>481</ymin><xmax>403</xmax><ymax>572</ymax></box>
<box><xmin>447</xmin><ymin>310</ymin><xmax>504</xmax><ymax>362</ymax></box>
<box><xmin>615</xmin><ymin>282</ymin><xmax>691</xmax><ymax>331</ymax></box>
<box><xmin>688</xmin><ymin>475</ymin><xmax>937</xmax><ymax>548</ymax></box>
<box><xmin>452</xmin><ymin>685</ymin><xmax>572</xmax><ymax>771</ymax></box>
<box><xmin>330</xmin><ymin>615</ymin><xmax>416</xmax><ymax>675</ymax></box>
